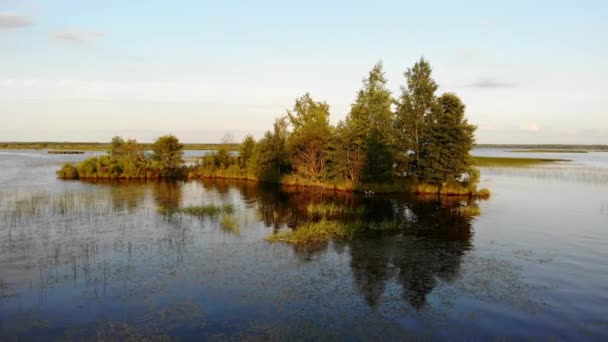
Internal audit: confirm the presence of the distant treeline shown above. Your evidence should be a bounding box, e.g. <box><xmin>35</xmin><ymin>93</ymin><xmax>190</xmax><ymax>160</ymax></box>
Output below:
<box><xmin>476</xmin><ymin>144</ymin><xmax>608</xmax><ymax>151</ymax></box>
<box><xmin>0</xmin><ymin>142</ymin><xmax>239</xmax><ymax>151</ymax></box>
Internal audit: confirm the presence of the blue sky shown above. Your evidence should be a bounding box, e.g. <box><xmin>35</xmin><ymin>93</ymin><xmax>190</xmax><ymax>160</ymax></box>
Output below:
<box><xmin>1</xmin><ymin>0</ymin><xmax>607</xmax><ymax>143</ymax></box>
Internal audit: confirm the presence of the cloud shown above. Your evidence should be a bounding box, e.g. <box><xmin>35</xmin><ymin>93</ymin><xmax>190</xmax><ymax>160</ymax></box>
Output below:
<box><xmin>52</xmin><ymin>30</ymin><xmax>103</xmax><ymax>44</ymax></box>
<box><xmin>519</xmin><ymin>123</ymin><xmax>541</xmax><ymax>132</ymax></box>
<box><xmin>0</xmin><ymin>13</ymin><xmax>32</xmax><ymax>29</ymax></box>
<box><xmin>468</xmin><ymin>78</ymin><xmax>516</xmax><ymax>89</ymax></box>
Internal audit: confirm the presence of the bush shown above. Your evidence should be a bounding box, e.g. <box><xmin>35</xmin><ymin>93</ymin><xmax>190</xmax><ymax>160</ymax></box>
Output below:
<box><xmin>56</xmin><ymin>163</ymin><xmax>79</xmax><ymax>179</ymax></box>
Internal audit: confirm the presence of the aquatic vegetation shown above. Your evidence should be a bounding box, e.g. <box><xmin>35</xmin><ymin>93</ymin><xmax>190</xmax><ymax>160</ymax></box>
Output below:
<box><xmin>265</xmin><ymin>219</ymin><xmax>402</xmax><ymax>244</ymax></box>
<box><xmin>179</xmin><ymin>204</ymin><xmax>235</xmax><ymax>217</ymax></box>
<box><xmin>306</xmin><ymin>203</ymin><xmax>366</xmax><ymax>217</ymax></box>
<box><xmin>266</xmin><ymin>220</ymin><xmax>353</xmax><ymax>244</ymax></box>
<box><xmin>473</xmin><ymin>156</ymin><xmax>569</xmax><ymax>167</ymax></box>
<box><xmin>451</xmin><ymin>205</ymin><xmax>481</xmax><ymax>217</ymax></box>
<box><xmin>220</xmin><ymin>214</ymin><xmax>240</xmax><ymax>234</ymax></box>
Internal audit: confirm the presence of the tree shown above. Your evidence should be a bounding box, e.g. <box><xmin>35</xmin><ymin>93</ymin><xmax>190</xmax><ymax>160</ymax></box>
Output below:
<box><xmin>151</xmin><ymin>135</ymin><xmax>184</xmax><ymax>176</ymax></box>
<box><xmin>287</xmin><ymin>93</ymin><xmax>332</xmax><ymax>180</ymax></box>
<box><xmin>350</xmin><ymin>62</ymin><xmax>395</xmax><ymax>142</ymax></box>
<box><xmin>248</xmin><ymin>118</ymin><xmax>290</xmax><ymax>181</ymax></box>
<box><xmin>395</xmin><ymin>58</ymin><xmax>438</xmax><ymax>174</ymax></box>
<box><xmin>340</xmin><ymin>61</ymin><xmax>395</xmax><ymax>182</ymax></box>
<box><xmin>417</xmin><ymin>93</ymin><xmax>476</xmax><ymax>184</ymax></box>
<box><xmin>362</xmin><ymin>129</ymin><xmax>394</xmax><ymax>183</ymax></box>
<box><xmin>238</xmin><ymin>135</ymin><xmax>256</xmax><ymax>169</ymax></box>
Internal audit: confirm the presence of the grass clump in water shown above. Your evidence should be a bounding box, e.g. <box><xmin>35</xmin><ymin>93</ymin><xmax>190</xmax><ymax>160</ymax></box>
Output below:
<box><xmin>306</xmin><ymin>203</ymin><xmax>365</xmax><ymax>217</ymax></box>
<box><xmin>179</xmin><ymin>204</ymin><xmax>235</xmax><ymax>217</ymax></box>
<box><xmin>220</xmin><ymin>214</ymin><xmax>240</xmax><ymax>234</ymax></box>
<box><xmin>451</xmin><ymin>205</ymin><xmax>481</xmax><ymax>217</ymax></box>
<box><xmin>266</xmin><ymin>219</ymin><xmax>353</xmax><ymax>244</ymax></box>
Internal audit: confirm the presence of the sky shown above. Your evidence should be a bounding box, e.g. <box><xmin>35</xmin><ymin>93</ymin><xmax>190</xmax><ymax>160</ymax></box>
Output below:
<box><xmin>1</xmin><ymin>0</ymin><xmax>607</xmax><ymax>144</ymax></box>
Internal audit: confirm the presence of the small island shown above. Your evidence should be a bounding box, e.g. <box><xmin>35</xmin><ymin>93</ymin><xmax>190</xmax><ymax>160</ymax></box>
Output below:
<box><xmin>57</xmin><ymin>59</ymin><xmax>489</xmax><ymax>198</ymax></box>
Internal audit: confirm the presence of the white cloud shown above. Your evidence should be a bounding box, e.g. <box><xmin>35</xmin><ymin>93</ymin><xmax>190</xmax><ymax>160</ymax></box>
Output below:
<box><xmin>0</xmin><ymin>13</ymin><xmax>31</xmax><ymax>29</ymax></box>
<box><xmin>468</xmin><ymin>78</ymin><xmax>516</xmax><ymax>89</ymax></box>
<box><xmin>52</xmin><ymin>30</ymin><xmax>103</xmax><ymax>44</ymax></box>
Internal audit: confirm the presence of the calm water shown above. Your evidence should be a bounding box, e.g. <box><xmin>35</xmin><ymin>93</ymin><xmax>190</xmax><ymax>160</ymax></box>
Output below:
<box><xmin>0</xmin><ymin>149</ymin><xmax>607</xmax><ymax>340</ymax></box>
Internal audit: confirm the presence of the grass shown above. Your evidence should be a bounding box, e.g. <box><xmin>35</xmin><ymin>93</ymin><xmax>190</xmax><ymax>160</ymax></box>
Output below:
<box><xmin>265</xmin><ymin>219</ymin><xmax>403</xmax><ymax>245</ymax></box>
<box><xmin>219</xmin><ymin>214</ymin><xmax>240</xmax><ymax>234</ymax></box>
<box><xmin>473</xmin><ymin>156</ymin><xmax>570</xmax><ymax>167</ymax></box>
<box><xmin>509</xmin><ymin>149</ymin><xmax>588</xmax><ymax>153</ymax></box>
<box><xmin>451</xmin><ymin>205</ymin><xmax>481</xmax><ymax>217</ymax></box>
<box><xmin>179</xmin><ymin>204</ymin><xmax>236</xmax><ymax>217</ymax></box>
<box><xmin>266</xmin><ymin>219</ymin><xmax>353</xmax><ymax>244</ymax></box>
<box><xmin>306</xmin><ymin>203</ymin><xmax>366</xmax><ymax>217</ymax></box>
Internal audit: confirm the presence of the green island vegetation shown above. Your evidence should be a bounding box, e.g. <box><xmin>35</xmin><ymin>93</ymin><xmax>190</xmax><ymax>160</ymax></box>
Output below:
<box><xmin>178</xmin><ymin>204</ymin><xmax>236</xmax><ymax>217</ymax></box>
<box><xmin>57</xmin><ymin>135</ymin><xmax>186</xmax><ymax>179</ymax></box>
<box><xmin>476</xmin><ymin>144</ymin><xmax>608</xmax><ymax>151</ymax></box>
<box><xmin>0</xmin><ymin>141</ymin><xmax>239</xmax><ymax>151</ymax></box>
<box><xmin>188</xmin><ymin>59</ymin><xmax>488</xmax><ymax>197</ymax></box>
<box><xmin>508</xmin><ymin>149</ymin><xmax>588</xmax><ymax>153</ymax></box>
<box><xmin>47</xmin><ymin>150</ymin><xmax>85</xmax><ymax>154</ymax></box>
<box><xmin>473</xmin><ymin>156</ymin><xmax>570</xmax><ymax>167</ymax></box>
<box><xmin>57</xmin><ymin>58</ymin><xmax>489</xmax><ymax>197</ymax></box>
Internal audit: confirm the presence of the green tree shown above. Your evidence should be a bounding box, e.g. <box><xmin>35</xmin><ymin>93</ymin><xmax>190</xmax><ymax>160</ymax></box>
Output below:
<box><xmin>417</xmin><ymin>93</ymin><xmax>476</xmax><ymax>184</ymax></box>
<box><xmin>238</xmin><ymin>135</ymin><xmax>256</xmax><ymax>169</ymax></box>
<box><xmin>287</xmin><ymin>93</ymin><xmax>332</xmax><ymax>180</ymax></box>
<box><xmin>337</xmin><ymin>61</ymin><xmax>395</xmax><ymax>183</ymax></box>
<box><xmin>395</xmin><ymin>58</ymin><xmax>438</xmax><ymax>174</ymax></box>
<box><xmin>151</xmin><ymin>135</ymin><xmax>184</xmax><ymax>176</ymax></box>
<box><xmin>350</xmin><ymin>62</ymin><xmax>395</xmax><ymax>141</ymax></box>
<box><xmin>248</xmin><ymin>118</ymin><xmax>290</xmax><ymax>181</ymax></box>
<box><xmin>362</xmin><ymin>129</ymin><xmax>395</xmax><ymax>182</ymax></box>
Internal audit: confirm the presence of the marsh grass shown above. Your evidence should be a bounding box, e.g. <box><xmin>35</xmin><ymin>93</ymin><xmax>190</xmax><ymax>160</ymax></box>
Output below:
<box><xmin>179</xmin><ymin>204</ymin><xmax>235</xmax><ymax>217</ymax></box>
<box><xmin>473</xmin><ymin>156</ymin><xmax>570</xmax><ymax>167</ymax></box>
<box><xmin>219</xmin><ymin>214</ymin><xmax>240</xmax><ymax>234</ymax></box>
<box><xmin>306</xmin><ymin>203</ymin><xmax>366</xmax><ymax>217</ymax></box>
<box><xmin>266</xmin><ymin>219</ymin><xmax>352</xmax><ymax>244</ymax></box>
<box><xmin>451</xmin><ymin>205</ymin><xmax>481</xmax><ymax>217</ymax></box>
<box><xmin>265</xmin><ymin>219</ymin><xmax>402</xmax><ymax>244</ymax></box>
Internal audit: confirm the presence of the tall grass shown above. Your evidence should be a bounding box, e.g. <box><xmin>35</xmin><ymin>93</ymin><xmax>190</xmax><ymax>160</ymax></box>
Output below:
<box><xmin>306</xmin><ymin>203</ymin><xmax>366</xmax><ymax>217</ymax></box>
<box><xmin>179</xmin><ymin>204</ymin><xmax>235</xmax><ymax>217</ymax></box>
<box><xmin>219</xmin><ymin>214</ymin><xmax>240</xmax><ymax>234</ymax></box>
<box><xmin>266</xmin><ymin>219</ymin><xmax>353</xmax><ymax>244</ymax></box>
<box><xmin>451</xmin><ymin>205</ymin><xmax>481</xmax><ymax>217</ymax></box>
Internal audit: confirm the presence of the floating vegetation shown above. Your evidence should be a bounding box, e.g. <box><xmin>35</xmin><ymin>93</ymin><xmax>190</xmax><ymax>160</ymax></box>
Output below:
<box><xmin>220</xmin><ymin>214</ymin><xmax>240</xmax><ymax>234</ymax></box>
<box><xmin>266</xmin><ymin>219</ymin><xmax>401</xmax><ymax>245</ymax></box>
<box><xmin>47</xmin><ymin>150</ymin><xmax>84</xmax><ymax>154</ymax></box>
<box><xmin>306</xmin><ymin>203</ymin><xmax>366</xmax><ymax>217</ymax></box>
<box><xmin>451</xmin><ymin>205</ymin><xmax>481</xmax><ymax>217</ymax></box>
<box><xmin>266</xmin><ymin>219</ymin><xmax>353</xmax><ymax>244</ymax></box>
<box><xmin>179</xmin><ymin>204</ymin><xmax>236</xmax><ymax>217</ymax></box>
<box><xmin>473</xmin><ymin>156</ymin><xmax>570</xmax><ymax>167</ymax></box>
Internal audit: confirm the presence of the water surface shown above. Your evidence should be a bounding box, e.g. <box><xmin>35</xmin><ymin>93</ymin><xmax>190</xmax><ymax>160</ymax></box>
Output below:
<box><xmin>0</xmin><ymin>149</ymin><xmax>607</xmax><ymax>340</ymax></box>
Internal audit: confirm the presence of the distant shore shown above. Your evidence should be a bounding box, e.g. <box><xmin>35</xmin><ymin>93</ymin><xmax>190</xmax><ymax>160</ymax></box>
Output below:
<box><xmin>0</xmin><ymin>142</ymin><xmax>239</xmax><ymax>151</ymax></box>
<box><xmin>2</xmin><ymin>142</ymin><xmax>607</xmax><ymax>152</ymax></box>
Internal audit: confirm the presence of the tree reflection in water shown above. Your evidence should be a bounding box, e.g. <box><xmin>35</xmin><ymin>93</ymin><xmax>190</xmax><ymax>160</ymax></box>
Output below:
<box><xmin>201</xmin><ymin>179</ymin><xmax>475</xmax><ymax>309</ymax></box>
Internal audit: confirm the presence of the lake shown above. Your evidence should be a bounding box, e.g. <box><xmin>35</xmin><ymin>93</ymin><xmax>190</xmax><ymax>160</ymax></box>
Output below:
<box><xmin>1</xmin><ymin>149</ymin><xmax>607</xmax><ymax>340</ymax></box>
